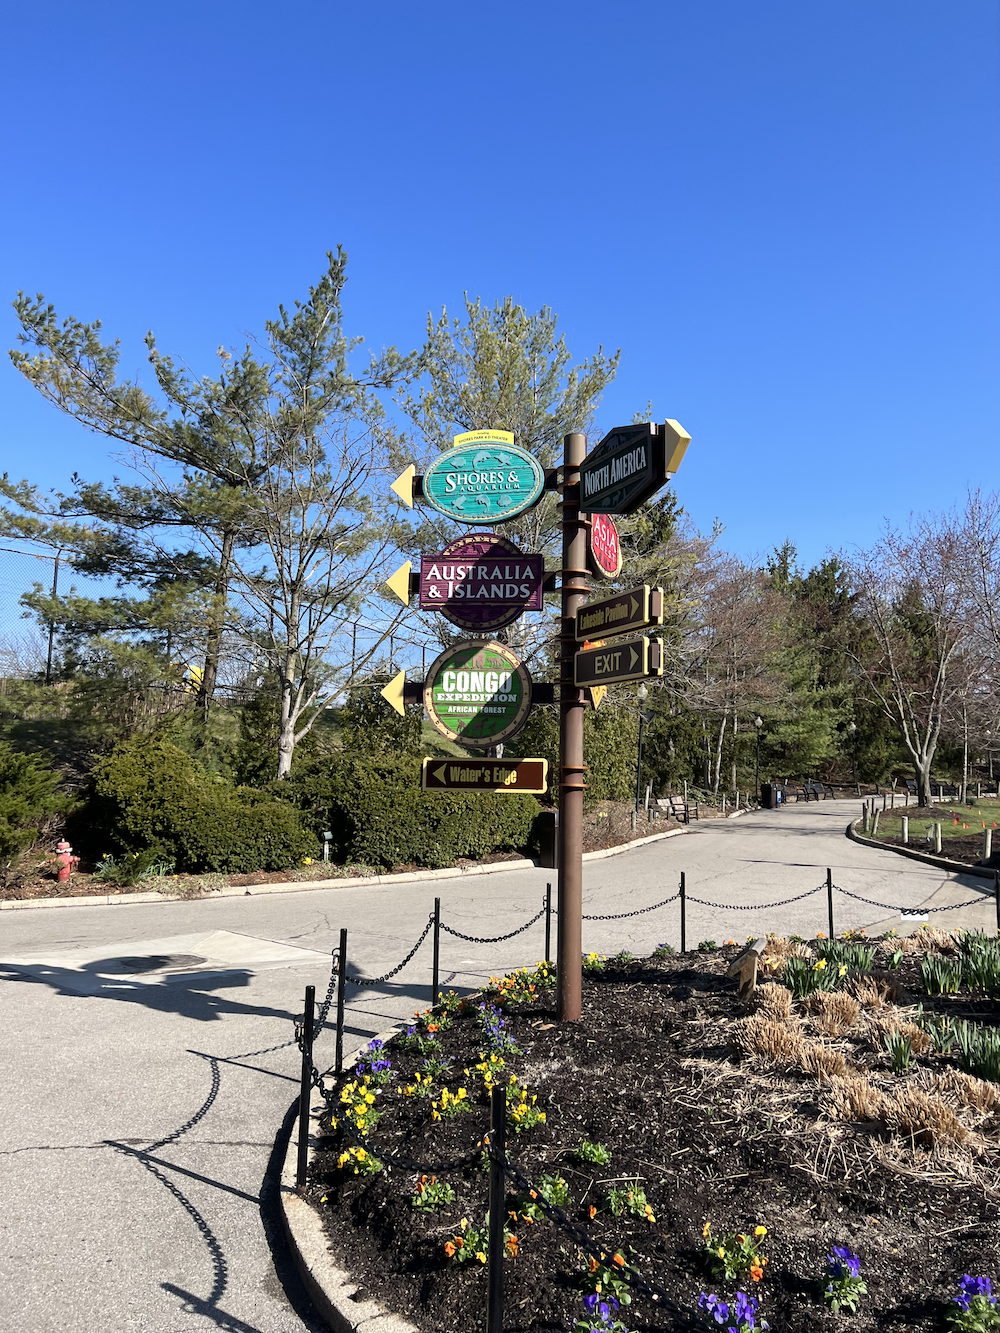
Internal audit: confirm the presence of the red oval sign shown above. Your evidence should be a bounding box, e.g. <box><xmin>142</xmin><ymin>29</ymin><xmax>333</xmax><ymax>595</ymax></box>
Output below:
<box><xmin>588</xmin><ymin>513</ymin><xmax>621</xmax><ymax>580</ymax></box>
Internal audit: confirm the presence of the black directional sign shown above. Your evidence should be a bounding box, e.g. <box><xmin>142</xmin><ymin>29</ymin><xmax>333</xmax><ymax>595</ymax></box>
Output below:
<box><xmin>421</xmin><ymin>757</ymin><xmax>548</xmax><ymax>794</ymax></box>
<box><xmin>575</xmin><ymin>585</ymin><xmax>663</xmax><ymax>642</ymax></box>
<box><xmin>579</xmin><ymin>420</ymin><xmax>690</xmax><ymax>515</ymax></box>
<box><xmin>574</xmin><ymin>635</ymin><xmax>663</xmax><ymax>688</ymax></box>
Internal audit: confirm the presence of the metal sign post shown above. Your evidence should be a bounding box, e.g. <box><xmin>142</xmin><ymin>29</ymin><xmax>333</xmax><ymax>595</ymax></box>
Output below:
<box><xmin>557</xmin><ymin>432</ymin><xmax>587</xmax><ymax>1022</ymax></box>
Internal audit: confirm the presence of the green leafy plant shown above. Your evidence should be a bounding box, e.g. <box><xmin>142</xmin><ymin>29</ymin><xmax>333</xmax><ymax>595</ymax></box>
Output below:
<box><xmin>430</xmin><ymin>1085</ymin><xmax>473</xmax><ymax>1120</ymax></box>
<box><xmin>698</xmin><ymin>940</ymin><xmax>718</xmax><ymax>953</ymax></box>
<box><xmin>919</xmin><ymin>1013</ymin><xmax>957</xmax><ymax>1054</ymax></box>
<box><xmin>608</xmin><ymin>950</ymin><xmax>634</xmax><ymax>966</ymax></box>
<box><xmin>606</xmin><ymin>1181</ymin><xmax>655</xmax><ymax>1223</ymax></box>
<box><xmin>921</xmin><ymin>954</ymin><xmax>964</xmax><ymax>995</ymax></box>
<box><xmin>574</xmin><ymin>1139</ymin><xmax>612</xmax><ymax>1167</ymax></box>
<box><xmin>582</xmin><ymin>952</ymin><xmax>606</xmax><ymax>974</ymax></box>
<box><xmin>0</xmin><ymin>741</ymin><xmax>72</xmax><ymax>864</ymax></box>
<box><xmin>783</xmin><ymin>955</ymin><xmax>837</xmax><ymax>999</ymax></box>
<box><xmin>93</xmin><ymin>849</ymin><xmax>175</xmax><ymax>886</ymax></box>
<box><xmin>398</xmin><ymin>1070</ymin><xmax>436</xmax><ymax>1099</ymax></box>
<box><xmin>335</xmin><ymin>1145</ymin><xmax>382</xmax><ymax>1175</ymax></box>
<box><xmin>444</xmin><ymin>1215</ymin><xmax>517</xmax><ymax>1263</ymax></box>
<box><xmin>959</xmin><ymin>932</ymin><xmax>1000</xmax><ymax>995</ymax></box>
<box><xmin>886</xmin><ymin>949</ymin><xmax>904</xmax><ymax>970</ymax></box>
<box><xmin>332</xmin><ymin>1077</ymin><xmax>380</xmax><ymax>1138</ymax></box>
<box><xmin>702</xmin><ymin>1221</ymin><xmax>768</xmax><ymax>1283</ymax></box>
<box><xmin>947</xmin><ymin>1276</ymin><xmax>1000</xmax><ymax>1332</ymax></box>
<box><xmin>579</xmin><ymin>1249</ymin><xmax>634</xmax><ymax>1305</ymax></box>
<box><xmin>410</xmin><ymin>1174</ymin><xmax>456</xmax><ymax>1211</ymax></box>
<box><xmin>823</xmin><ymin>1246</ymin><xmax>867</xmax><ymax>1314</ymax></box>
<box><xmin>956</xmin><ymin>1021</ymin><xmax>1000</xmax><ymax>1083</ymax></box>
<box><xmin>517</xmin><ymin>1172</ymin><xmax>571</xmax><ymax>1222</ymax></box>
<box><xmin>653</xmin><ymin>942</ymin><xmax>675</xmax><ymax>958</ymax></box>
<box><xmin>883</xmin><ymin>1028</ymin><xmax>914</xmax><ymax>1074</ymax></box>
<box><xmin>506</xmin><ymin>1075</ymin><xmax>546</xmax><ymax>1133</ymax></box>
<box><xmin>815</xmin><ymin>938</ymin><xmax>876</xmax><ymax>974</ymax></box>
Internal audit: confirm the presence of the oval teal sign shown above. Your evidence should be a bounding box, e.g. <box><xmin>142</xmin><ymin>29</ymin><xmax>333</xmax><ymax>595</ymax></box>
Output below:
<box><xmin>422</xmin><ymin>430</ymin><xmax>545</xmax><ymax>524</ymax></box>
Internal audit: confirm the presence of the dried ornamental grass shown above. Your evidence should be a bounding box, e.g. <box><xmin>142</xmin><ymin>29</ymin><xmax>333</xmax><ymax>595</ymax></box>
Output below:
<box><xmin>807</xmin><ymin>991</ymin><xmax>861</xmax><ymax>1036</ymax></box>
<box><xmin>751</xmin><ymin>982</ymin><xmax>793</xmax><ymax>1022</ymax></box>
<box><xmin>830</xmin><ymin>1075</ymin><xmax>971</xmax><ymax>1148</ymax></box>
<box><xmin>850</xmin><ymin>974</ymin><xmax>907</xmax><ymax>1008</ymax></box>
<box><xmin>761</xmin><ymin>935</ymin><xmax>813</xmax><ymax>973</ymax></box>
<box><xmin>798</xmin><ymin>1043</ymin><xmax>850</xmax><ymax>1080</ymax></box>
<box><xmin>732</xmin><ymin>1015</ymin><xmax>805</xmax><ymax>1064</ymax></box>
<box><xmin>928</xmin><ymin>1067</ymin><xmax>1000</xmax><ymax>1115</ymax></box>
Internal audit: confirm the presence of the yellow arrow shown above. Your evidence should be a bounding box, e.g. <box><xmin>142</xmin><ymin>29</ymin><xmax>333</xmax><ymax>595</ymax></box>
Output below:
<box><xmin>390</xmin><ymin>464</ymin><xmax>416</xmax><ymax>507</ymax></box>
<box><xmin>629</xmin><ymin>645</ymin><xmax>639</xmax><ymax>670</ymax></box>
<box><xmin>386</xmin><ymin>560</ymin><xmax>412</xmax><ymax>606</ymax></box>
<box><xmin>433</xmin><ymin>763</ymin><xmax>447</xmax><ymax>783</ymax></box>
<box><xmin>630</xmin><ymin>595</ymin><xmax>639</xmax><ymax>616</ymax></box>
<box><xmin>380</xmin><ymin>668</ymin><xmax>406</xmax><ymax>716</ymax></box>
<box><xmin>663</xmin><ymin>420</ymin><xmax>691</xmax><ymax>474</ymax></box>
<box><xmin>589</xmin><ymin>685</ymin><xmax>607</xmax><ymax>710</ymax></box>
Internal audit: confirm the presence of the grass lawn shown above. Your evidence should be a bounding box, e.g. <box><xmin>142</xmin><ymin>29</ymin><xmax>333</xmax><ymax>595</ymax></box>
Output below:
<box><xmin>874</xmin><ymin>800</ymin><xmax>1000</xmax><ymax>846</ymax></box>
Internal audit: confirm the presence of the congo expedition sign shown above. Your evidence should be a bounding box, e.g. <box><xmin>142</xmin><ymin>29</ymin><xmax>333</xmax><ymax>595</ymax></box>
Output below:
<box><xmin>423</xmin><ymin>640</ymin><xmax>532</xmax><ymax>748</ymax></box>
<box><xmin>421</xmin><ymin>430</ymin><xmax>545</xmax><ymax>524</ymax></box>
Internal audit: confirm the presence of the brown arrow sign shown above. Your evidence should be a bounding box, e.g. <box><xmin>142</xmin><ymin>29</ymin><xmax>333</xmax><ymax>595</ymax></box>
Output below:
<box><xmin>420</xmin><ymin>757</ymin><xmax>548</xmax><ymax>793</ymax></box>
<box><xmin>575</xmin><ymin>585</ymin><xmax>663</xmax><ymax>642</ymax></box>
<box><xmin>574</xmin><ymin>635</ymin><xmax>663</xmax><ymax>688</ymax></box>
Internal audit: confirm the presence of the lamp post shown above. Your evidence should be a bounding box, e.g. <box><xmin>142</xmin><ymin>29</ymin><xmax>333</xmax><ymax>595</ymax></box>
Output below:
<box><xmin>848</xmin><ymin>721</ymin><xmax>857</xmax><ymax>787</ymax></box>
<box><xmin>754</xmin><ymin>716</ymin><xmax>763</xmax><ymax>802</ymax></box>
<box><xmin>635</xmin><ymin>683</ymin><xmax>650</xmax><ymax>813</ymax></box>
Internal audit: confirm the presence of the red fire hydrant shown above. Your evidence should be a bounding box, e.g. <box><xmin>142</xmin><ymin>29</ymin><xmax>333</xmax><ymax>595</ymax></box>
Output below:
<box><xmin>55</xmin><ymin>839</ymin><xmax>80</xmax><ymax>883</ymax></box>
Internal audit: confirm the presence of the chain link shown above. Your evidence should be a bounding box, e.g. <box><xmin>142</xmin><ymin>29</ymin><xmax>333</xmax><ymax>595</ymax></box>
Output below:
<box><xmin>343</xmin><ymin>916</ymin><xmax>435</xmax><ymax>987</ymax></box>
<box><xmin>832</xmin><ymin>883</ymin><xmax>991</xmax><ymax>916</ymax></box>
<box><xmin>440</xmin><ymin>904</ymin><xmax>547</xmax><ymax>944</ymax></box>
<box><xmin>685</xmin><ymin>885</ymin><xmax>825</xmax><ymax>911</ymax></box>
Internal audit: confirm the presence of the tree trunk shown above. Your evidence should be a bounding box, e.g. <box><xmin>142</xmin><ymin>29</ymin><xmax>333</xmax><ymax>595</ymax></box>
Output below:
<box><xmin>712</xmin><ymin>714</ymin><xmax>728</xmax><ymax>794</ymax></box>
<box><xmin>915</xmin><ymin>760</ymin><xmax>933</xmax><ymax>810</ymax></box>
<box><xmin>196</xmin><ymin>526</ymin><xmax>235</xmax><ymax>742</ymax></box>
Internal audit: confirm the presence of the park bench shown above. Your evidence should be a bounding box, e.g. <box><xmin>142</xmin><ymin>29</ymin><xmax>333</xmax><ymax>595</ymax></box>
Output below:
<box><xmin>656</xmin><ymin>795</ymin><xmax>699</xmax><ymax>824</ymax></box>
<box><xmin>802</xmin><ymin>781</ymin><xmax>829</xmax><ymax>801</ymax></box>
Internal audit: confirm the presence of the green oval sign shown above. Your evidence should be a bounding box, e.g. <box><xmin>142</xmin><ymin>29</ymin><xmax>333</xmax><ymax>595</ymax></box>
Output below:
<box><xmin>423</xmin><ymin>640</ymin><xmax>532</xmax><ymax>748</ymax></box>
<box><xmin>422</xmin><ymin>430</ymin><xmax>545</xmax><ymax>524</ymax></box>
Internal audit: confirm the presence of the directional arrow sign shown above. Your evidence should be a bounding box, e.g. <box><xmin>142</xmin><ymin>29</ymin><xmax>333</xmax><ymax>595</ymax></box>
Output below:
<box><xmin>574</xmin><ymin>635</ymin><xmax>663</xmax><ymax>688</ymax></box>
<box><xmin>579</xmin><ymin>420</ymin><xmax>690</xmax><ymax>515</ymax></box>
<box><xmin>385</xmin><ymin>560</ymin><xmax>412</xmax><ymax>606</ymax></box>
<box><xmin>575</xmin><ymin>586</ymin><xmax>663</xmax><ymax>642</ymax></box>
<box><xmin>420</xmin><ymin>757</ymin><xmax>548</xmax><ymax>794</ymax></box>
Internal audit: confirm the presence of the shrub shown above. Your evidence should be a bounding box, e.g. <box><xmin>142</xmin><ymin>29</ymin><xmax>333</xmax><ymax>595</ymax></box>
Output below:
<box><xmin>277</xmin><ymin>755</ymin><xmax>538</xmax><ymax>870</ymax></box>
<box><xmin>0</xmin><ymin>742</ymin><xmax>71</xmax><ymax>862</ymax></box>
<box><xmin>89</xmin><ymin>739</ymin><xmax>314</xmax><ymax>873</ymax></box>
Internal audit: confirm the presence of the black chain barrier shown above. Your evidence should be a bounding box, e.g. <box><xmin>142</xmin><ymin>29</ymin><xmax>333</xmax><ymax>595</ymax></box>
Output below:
<box><xmin>685</xmin><ymin>884</ymin><xmax>826</xmax><ymax>911</ymax></box>
<box><xmin>440</xmin><ymin>904</ymin><xmax>547</xmax><ymax>944</ymax></box>
<box><xmin>343</xmin><ymin>916</ymin><xmax>435</xmax><ymax>987</ymax></box>
<box><xmin>580</xmin><ymin>889</ymin><xmax>680</xmax><ymax>921</ymax></box>
<box><xmin>832</xmin><ymin>883</ymin><xmax>990</xmax><ymax>915</ymax></box>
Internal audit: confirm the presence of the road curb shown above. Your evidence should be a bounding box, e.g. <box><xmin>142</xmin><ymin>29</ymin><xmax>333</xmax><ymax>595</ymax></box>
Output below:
<box><xmin>1</xmin><ymin>826</ymin><xmax>688</xmax><ymax>912</ymax></box>
<box><xmin>279</xmin><ymin>1030</ymin><xmax>418</xmax><ymax>1333</ymax></box>
<box><xmin>845</xmin><ymin>819</ymin><xmax>997</xmax><ymax>881</ymax></box>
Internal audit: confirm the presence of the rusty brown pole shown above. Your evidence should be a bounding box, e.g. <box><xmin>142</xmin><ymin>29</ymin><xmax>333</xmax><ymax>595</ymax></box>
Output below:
<box><xmin>557</xmin><ymin>432</ymin><xmax>588</xmax><ymax>1021</ymax></box>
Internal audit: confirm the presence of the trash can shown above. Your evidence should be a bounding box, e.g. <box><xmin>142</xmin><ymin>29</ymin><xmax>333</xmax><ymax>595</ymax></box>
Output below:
<box><xmin>760</xmin><ymin>782</ymin><xmax>774</xmax><ymax>809</ymax></box>
<box><xmin>536</xmin><ymin>809</ymin><xmax>559</xmax><ymax>869</ymax></box>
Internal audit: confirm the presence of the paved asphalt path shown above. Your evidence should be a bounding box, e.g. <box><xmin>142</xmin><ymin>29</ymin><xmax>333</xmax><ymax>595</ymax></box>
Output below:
<box><xmin>2</xmin><ymin>798</ymin><xmax>995</xmax><ymax>1333</ymax></box>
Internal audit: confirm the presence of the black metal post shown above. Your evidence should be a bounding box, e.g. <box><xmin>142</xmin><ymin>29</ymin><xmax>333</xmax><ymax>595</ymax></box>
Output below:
<box><xmin>544</xmin><ymin>882</ymin><xmax>552</xmax><ymax>965</ymax></box>
<box><xmin>334</xmin><ymin>927</ymin><xmax>348</xmax><ymax>1076</ymax></box>
<box><xmin>44</xmin><ymin>550</ymin><xmax>61</xmax><ymax>686</ymax></box>
<box><xmin>432</xmin><ymin>897</ymin><xmax>441</xmax><ymax>1008</ymax></box>
<box><xmin>487</xmin><ymin>1081</ymin><xmax>506</xmax><ymax>1333</ymax></box>
<box><xmin>826</xmin><ymin>867</ymin><xmax>834</xmax><ymax>939</ymax></box>
<box><xmin>679</xmin><ymin>871</ymin><xmax>686</xmax><ymax>954</ymax></box>
<box><xmin>755</xmin><ymin>730</ymin><xmax>760</xmax><ymax>802</ymax></box>
<box><xmin>995</xmin><ymin>871</ymin><xmax>1000</xmax><ymax>933</ymax></box>
<box><xmin>296</xmin><ymin>984</ymin><xmax>315</xmax><ymax>1191</ymax></box>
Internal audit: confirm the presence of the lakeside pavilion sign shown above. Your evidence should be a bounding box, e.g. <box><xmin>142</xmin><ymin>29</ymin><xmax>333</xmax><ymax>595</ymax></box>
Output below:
<box><xmin>423</xmin><ymin>640</ymin><xmax>532</xmax><ymax>748</ymax></box>
<box><xmin>421</xmin><ymin>430</ymin><xmax>546</xmax><ymax>523</ymax></box>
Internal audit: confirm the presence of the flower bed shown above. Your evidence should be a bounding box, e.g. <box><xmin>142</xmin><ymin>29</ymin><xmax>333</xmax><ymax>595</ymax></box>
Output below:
<box><xmin>308</xmin><ymin>931</ymin><xmax>1000</xmax><ymax>1333</ymax></box>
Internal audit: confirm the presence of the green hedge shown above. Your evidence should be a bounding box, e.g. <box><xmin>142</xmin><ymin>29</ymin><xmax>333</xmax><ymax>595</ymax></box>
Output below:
<box><xmin>0</xmin><ymin>742</ymin><xmax>71</xmax><ymax>862</ymax></box>
<box><xmin>278</xmin><ymin>755</ymin><xmax>539</xmax><ymax>870</ymax></box>
<box><xmin>90</xmin><ymin>739</ymin><xmax>315</xmax><ymax>873</ymax></box>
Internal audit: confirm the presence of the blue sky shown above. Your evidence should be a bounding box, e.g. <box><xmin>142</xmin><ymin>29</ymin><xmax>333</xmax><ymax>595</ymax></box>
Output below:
<box><xmin>2</xmin><ymin>1</ymin><xmax>997</xmax><ymax>570</ymax></box>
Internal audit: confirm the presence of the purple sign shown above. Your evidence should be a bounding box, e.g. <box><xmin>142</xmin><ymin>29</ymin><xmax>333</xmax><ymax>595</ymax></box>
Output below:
<box><xmin>419</xmin><ymin>534</ymin><xmax>545</xmax><ymax>633</ymax></box>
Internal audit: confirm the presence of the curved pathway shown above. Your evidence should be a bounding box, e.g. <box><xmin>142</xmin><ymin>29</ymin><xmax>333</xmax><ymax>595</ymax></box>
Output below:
<box><xmin>0</xmin><ymin>798</ymin><xmax>993</xmax><ymax>1332</ymax></box>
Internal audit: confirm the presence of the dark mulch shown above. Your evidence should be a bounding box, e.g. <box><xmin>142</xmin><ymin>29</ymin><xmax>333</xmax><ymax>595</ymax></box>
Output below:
<box><xmin>310</xmin><ymin>947</ymin><xmax>999</xmax><ymax>1333</ymax></box>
